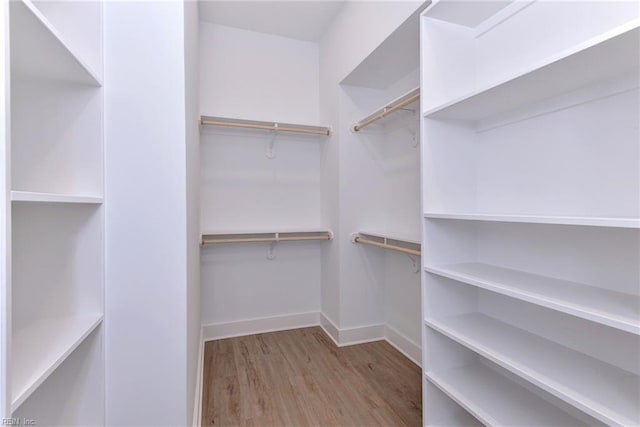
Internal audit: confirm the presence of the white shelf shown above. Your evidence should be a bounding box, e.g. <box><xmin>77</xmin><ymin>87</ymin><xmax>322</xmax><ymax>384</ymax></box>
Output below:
<box><xmin>424</xmin><ymin>212</ymin><xmax>640</xmax><ymax>229</ymax></box>
<box><xmin>10</xmin><ymin>0</ymin><xmax>101</xmax><ymax>86</ymax></box>
<box><xmin>426</xmin><ymin>364</ymin><xmax>588</xmax><ymax>426</ymax></box>
<box><xmin>11</xmin><ymin>314</ymin><xmax>103</xmax><ymax>411</ymax></box>
<box><xmin>426</xmin><ymin>411</ymin><xmax>482</xmax><ymax>427</ymax></box>
<box><xmin>423</xmin><ymin>21</ymin><xmax>639</xmax><ymax>120</ymax></box>
<box><xmin>11</xmin><ymin>191</ymin><xmax>103</xmax><ymax>204</ymax></box>
<box><xmin>425</xmin><ymin>313</ymin><xmax>640</xmax><ymax>426</ymax></box>
<box><xmin>425</xmin><ymin>263</ymin><xmax>640</xmax><ymax>335</ymax></box>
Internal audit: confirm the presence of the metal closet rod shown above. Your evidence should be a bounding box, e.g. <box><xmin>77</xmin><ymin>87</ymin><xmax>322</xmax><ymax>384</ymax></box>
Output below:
<box><xmin>200</xmin><ymin>116</ymin><xmax>331</xmax><ymax>136</ymax></box>
<box><xmin>353</xmin><ymin>235</ymin><xmax>421</xmax><ymax>257</ymax></box>
<box><xmin>352</xmin><ymin>88</ymin><xmax>420</xmax><ymax>132</ymax></box>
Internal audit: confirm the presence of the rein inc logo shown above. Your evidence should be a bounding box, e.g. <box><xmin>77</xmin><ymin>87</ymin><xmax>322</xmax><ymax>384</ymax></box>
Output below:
<box><xmin>1</xmin><ymin>419</ymin><xmax>35</xmax><ymax>426</ymax></box>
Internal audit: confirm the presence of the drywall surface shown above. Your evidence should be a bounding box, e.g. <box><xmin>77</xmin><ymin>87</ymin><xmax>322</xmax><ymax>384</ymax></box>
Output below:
<box><xmin>185</xmin><ymin>1</ymin><xmax>201</xmax><ymax>426</ymax></box>
<box><xmin>199</xmin><ymin>22</ymin><xmax>323</xmax><ymax>327</ymax></box>
<box><xmin>104</xmin><ymin>2</ymin><xmax>190</xmax><ymax>425</ymax></box>
<box><xmin>319</xmin><ymin>1</ymin><xmax>423</xmax><ymax>329</ymax></box>
<box><xmin>200</xmin><ymin>22</ymin><xmax>320</xmax><ymax>124</ymax></box>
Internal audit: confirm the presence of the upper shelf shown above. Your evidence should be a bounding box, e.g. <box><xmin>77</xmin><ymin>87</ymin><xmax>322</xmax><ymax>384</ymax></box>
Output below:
<box><xmin>423</xmin><ymin>20</ymin><xmax>639</xmax><ymax>121</ymax></box>
<box><xmin>200</xmin><ymin>116</ymin><xmax>332</xmax><ymax>137</ymax></box>
<box><xmin>422</xmin><ymin>0</ymin><xmax>515</xmax><ymax>29</ymax></box>
<box><xmin>11</xmin><ymin>191</ymin><xmax>103</xmax><ymax>204</ymax></box>
<box><xmin>424</xmin><ymin>212</ymin><xmax>640</xmax><ymax>229</ymax></box>
<box><xmin>10</xmin><ymin>0</ymin><xmax>101</xmax><ymax>86</ymax></box>
<box><xmin>352</xmin><ymin>87</ymin><xmax>420</xmax><ymax>132</ymax></box>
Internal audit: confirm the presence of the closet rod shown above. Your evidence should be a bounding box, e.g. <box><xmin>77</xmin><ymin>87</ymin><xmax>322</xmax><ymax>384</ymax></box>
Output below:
<box><xmin>352</xmin><ymin>87</ymin><xmax>420</xmax><ymax>132</ymax></box>
<box><xmin>201</xmin><ymin>233</ymin><xmax>333</xmax><ymax>245</ymax></box>
<box><xmin>353</xmin><ymin>236</ymin><xmax>421</xmax><ymax>256</ymax></box>
<box><xmin>200</xmin><ymin>116</ymin><xmax>331</xmax><ymax>136</ymax></box>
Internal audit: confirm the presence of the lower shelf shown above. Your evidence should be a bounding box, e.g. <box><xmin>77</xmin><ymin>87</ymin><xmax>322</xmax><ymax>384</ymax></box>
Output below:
<box><xmin>426</xmin><ymin>363</ymin><xmax>587</xmax><ymax>426</ymax></box>
<box><xmin>11</xmin><ymin>314</ymin><xmax>103</xmax><ymax>411</ymax></box>
<box><xmin>425</xmin><ymin>313</ymin><xmax>639</xmax><ymax>426</ymax></box>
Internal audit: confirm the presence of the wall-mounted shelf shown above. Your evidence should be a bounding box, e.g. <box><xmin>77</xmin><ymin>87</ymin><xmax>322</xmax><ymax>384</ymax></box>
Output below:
<box><xmin>200</xmin><ymin>116</ymin><xmax>331</xmax><ymax>136</ymax></box>
<box><xmin>11</xmin><ymin>191</ymin><xmax>103</xmax><ymax>205</ymax></box>
<box><xmin>425</xmin><ymin>313</ymin><xmax>640</xmax><ymax>426</ymax></box>
<box><xmin>352</xmin><ymin>231</ymin><xmax>421</xmax><ymax>256</ymax></box>
<box><xmin>425</xmin><ymin>363</ymin><xmax>589</xmax><ymax>426</ymax></box>
<box><xmin>352</xmin><ymin>87</ymin><xmax>420</xmax><ymax>132</ymax></box>
<box><xmin>424</xmin><ymin>212</ymin><xmax>640</xmax><ymax>229</ymax></box>
<box><xmin>11</xmin><ymin>315</ymin><xmax>103</xmax><ymax>411</ymax></box>
<box><xmin>422</xmin><ymin>21</ymin><xmax>639</xmax><ymax>120</ymax></box>
<box><xmin>10</xmin><ymin>0</ymin><xmax>101</xmax><ymax>86</ymax></box>
<box><xmin>425</xmin><ymin>263</ymin><xmax>639</xmax><ymax>335</ymax></box>
<box><xmin>201</xmin><ymin>230</ymin><xmax>333</xmax><ymax>246</ymax></box>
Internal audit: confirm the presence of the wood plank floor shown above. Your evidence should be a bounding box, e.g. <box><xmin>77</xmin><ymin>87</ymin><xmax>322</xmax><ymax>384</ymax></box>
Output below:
<box><xmin>202</xmin><ymin>327</ymin><xmax>422</xmax><ymax>426</ymax></box>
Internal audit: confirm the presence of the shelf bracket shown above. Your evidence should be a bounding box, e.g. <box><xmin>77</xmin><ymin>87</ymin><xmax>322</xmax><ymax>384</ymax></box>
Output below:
<box><xmin>266</xmin><ymin>125</ymin><xmax>278</xmax><ymax>159</ymax></box>
<box><xmin>407</xmin><ymin>254</ymin><xmax>420</xmax><ymax>274</ymax></box>
<box><xmin>267</xmin><ymin>241</ymin><xmax>277</xmax><ymax>260</ymax></box>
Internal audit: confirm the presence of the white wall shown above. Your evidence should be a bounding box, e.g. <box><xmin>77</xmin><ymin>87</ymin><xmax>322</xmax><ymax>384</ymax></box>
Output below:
<box><xmin>319</xmin><ymin>1</ymin><xmax>423</xmax><ymax>330</ymax></box>
<box><xmin>200</xmin><ymin>23</ymin><xmax>319</xmax><ymax>123</ymax></box>
<box><xmin>184</xmin><ymin>1</ymin><xmax>200</xmax><ymax>426</ymax></box>
<box><xmin>104</xmin><ymin>2</ymin><xmax>194</xmax><ymax>425</ymax></box>
<box><xmin>199</xmin><ymin>23</ymin><xmax>323</xmax><ymax>328</ymax></box>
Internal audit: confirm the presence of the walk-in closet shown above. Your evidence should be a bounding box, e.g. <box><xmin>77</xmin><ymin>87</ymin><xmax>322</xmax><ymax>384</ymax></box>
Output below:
<box><xmin>0</xmin><ymin>0</ymin><xmax>638</xmax><ymax>426</ymax></box>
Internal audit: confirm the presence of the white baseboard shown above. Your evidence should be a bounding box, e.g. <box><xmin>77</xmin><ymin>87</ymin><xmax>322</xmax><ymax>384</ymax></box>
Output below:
<box><xmin>319</xmin><ymin>313</ymin><xmax>385</xmax><ymax>346</ymax></box>
<box><xmin>201</xmin><ymin>313</ymin><xmax>421</xmax><ymax>368</ymax></box>
<box><xmin>202</xmin><ymin>311</ymin><xmax>320</xmax><ymax>341</ymax></box>
<box><xmin>319</xmin><ymin>313</ymin><xmax>340</xmax><ymax>346</ymax></box>
<box><xmin>193</xmin><ymin>328</ymin><xmax>204</xmax><ymax>427</ymax></box>
<box><xmin>384</xmin><ymin>325</ymin><xmax>422</xmax><ymax>367</ymax></box>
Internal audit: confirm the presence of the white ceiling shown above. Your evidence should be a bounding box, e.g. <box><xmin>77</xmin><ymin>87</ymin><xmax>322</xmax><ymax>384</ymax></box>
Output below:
<box><xmin>199</xmin><ymin>1</ymin><xmax>346</xmax><ymax>42</ymax></box>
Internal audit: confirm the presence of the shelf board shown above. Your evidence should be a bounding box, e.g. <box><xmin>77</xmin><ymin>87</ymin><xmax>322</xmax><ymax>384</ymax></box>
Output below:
<box><xmin>201</xmin><ymin>229</ymin><xmax>333</xmax><ymax>245</ymax></box>
<box><xmin>423</xmin><ymin>21</ymin><xmax>639</xmax><ymax>120</ymax></box>
<box><xmin>11</xmin><ymin>191</ymin><xmax>103</xmax><ymax>204</ymax></box>
<box><xmin>11</xmin><ymin>314</ymin><xmax>103</xmax><ymax>411</ymax></box>
<box><xmin>426</xmin><ymin>410</ymin><xmax>483</xmax><ymax>427</ymax></box>
<box><xmin>424</xmin><ymin>212</ymin><xmax>640</xmax><ymax>229</ymax></box>
<box><xmin>425</xmin><ymin>263</ymin><xmax>640</xmax><ymax>335</ymax></box>
<box><xmin>10</xmin><ymin>0</ymin><xmax>101</xmax><ymax>86</ymax></box>
<box><xmin>425</xmin><ymin>313</ymin><xmax>640</xmax><ymax>426</ymax></box>
<box><xmin>422</xmin><ymin>0</ymin><xmax>514</xmax><ymax>29</ymax></box>
<box><xmin>426</xmin><ymin>363</ymin><xmax>588</xmax><ymax>426</ymax></box>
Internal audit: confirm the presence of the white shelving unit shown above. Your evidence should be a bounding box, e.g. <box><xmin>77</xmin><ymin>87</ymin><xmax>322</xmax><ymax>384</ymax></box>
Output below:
<box><xmin>420</xmin><ymin>1</ymin><xmax>640</xmax><ymax>425</ymax></box>
<box><xmin>2</xmin><ymin>0</ymin><xmax>105</xmax><ymax>423</ymax></box>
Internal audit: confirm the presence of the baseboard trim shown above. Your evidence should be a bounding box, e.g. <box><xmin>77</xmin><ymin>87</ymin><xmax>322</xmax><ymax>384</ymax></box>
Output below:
<box><xmin>319</xmin><ymin>313</ymin><xmax>340</xmax><ymax>346</ymax></box>
<box><xmin>193</xmin><ymin>328</ymin><xmax>204</xmax><ymax>427</ymax></box>
<box><xmin>201</xmin><ymin>313</ymin><xmax>421</xmax><ymax>367</ymax></box>
<box><xmin>319</xmin><ymin>313</ymin><xmax>385</xmax><ymax>347</ymax></box>
<box><xmin>202</xmin><ymin>311</ymin><xmax>320</xmax><ymax>341</ymax></box>
<box><xmin>384</xmin><ymin>325</ymin><xmax>421</xmax><ymax>367</ymax></box>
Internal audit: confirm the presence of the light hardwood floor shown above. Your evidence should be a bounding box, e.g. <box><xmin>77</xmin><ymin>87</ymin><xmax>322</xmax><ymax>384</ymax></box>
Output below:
<box><xmin>201</xmin><ymin>327</ymin><xmax>422</xmax><ymax>426</ymax></box>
